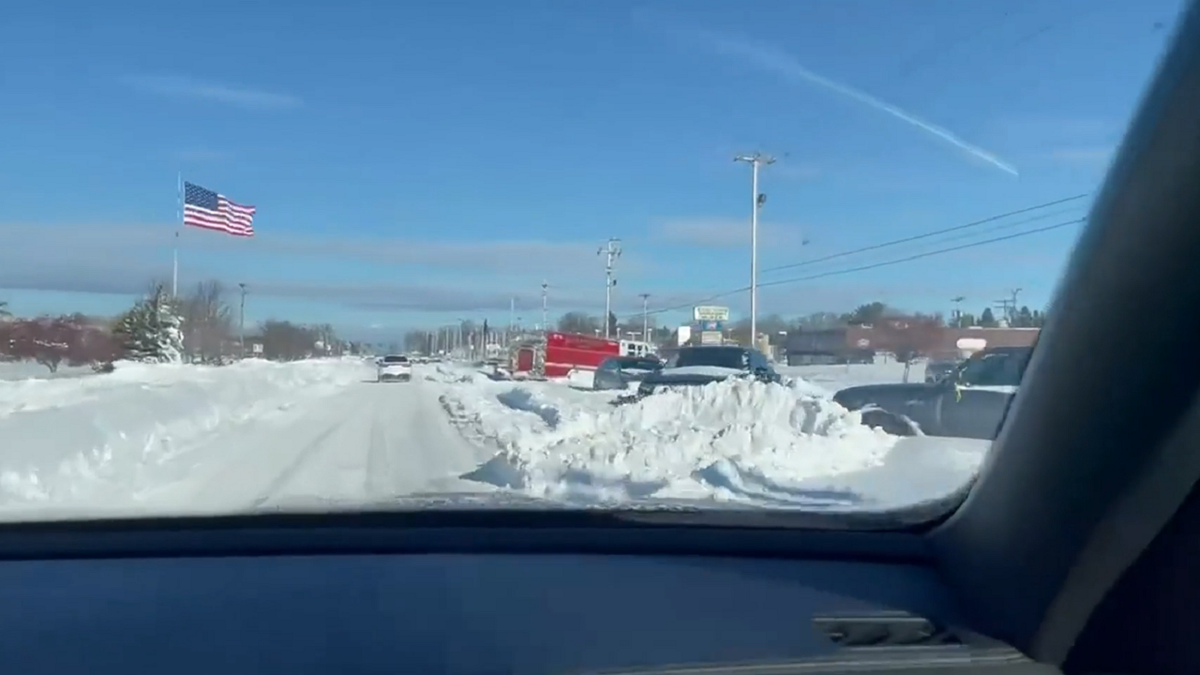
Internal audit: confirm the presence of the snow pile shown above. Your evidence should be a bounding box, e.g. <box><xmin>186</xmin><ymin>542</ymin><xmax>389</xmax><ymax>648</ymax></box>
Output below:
<box><xmin>441</xmin><ymin>375</ymin><xmax>984</xmax><ymax>509</ymax></box>
<box><xmin>0</xmin><ymin>358</ymin><xmax>369</xmax><ymax>507</ymax></box>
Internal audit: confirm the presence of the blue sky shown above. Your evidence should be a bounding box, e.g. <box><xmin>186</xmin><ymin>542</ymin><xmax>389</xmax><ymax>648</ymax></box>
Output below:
<box><xmin>0</xmin><ymin>0</ymin><xmax>1185</xmax><ymax>340</ymax></box>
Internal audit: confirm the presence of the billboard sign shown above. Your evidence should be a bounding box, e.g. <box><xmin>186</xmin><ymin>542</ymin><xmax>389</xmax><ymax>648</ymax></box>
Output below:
<box><xmin>693</xmin><ymin>305</ymin><xmax>730</xmax><ymax>322</ymax></box>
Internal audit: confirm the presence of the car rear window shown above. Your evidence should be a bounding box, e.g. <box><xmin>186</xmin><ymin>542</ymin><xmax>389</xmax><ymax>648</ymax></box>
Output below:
<box><xmin>382</xmin><ymin>356</ymin><xmax>409</xmax><ymax>364</ymax></box>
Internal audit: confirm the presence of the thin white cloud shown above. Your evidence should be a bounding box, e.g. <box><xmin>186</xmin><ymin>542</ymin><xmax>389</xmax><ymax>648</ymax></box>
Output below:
<box><xmin>0</xmin><ymin>222</ymin><xmax>672</xmax><ymax>313</ymax></box>
<box><xmin>0</xmin><ymin>222</ymin><xmax>635</xmax><ymax>277</ymax></box>
<box><xmin>1045</xmin><ymin>146</ymin><xmax>1114</xmax><ymax>165</ymax></box>
<box><xmin>681</xmin><ymin>26</ymin><xmax>1019</xmax><ymax>177</ymax></box>
<box><xmin>119</xmin><ymin>75</ymin><xmax>301</xmax><ymax>110</ymax></box>
<box><xmin>651</xmin><ymin>217</ymin><xmax>807</xmax><ymax>249</ymax></box>
<box><xmin>773</xmin><ymin>163</ymin><xmax>822</xmax><ymax>181</ymax></box>
<box><xmin>176</xmin><ymin>148</ymin><xmax>228</xmax><ymax>162</ymax></box>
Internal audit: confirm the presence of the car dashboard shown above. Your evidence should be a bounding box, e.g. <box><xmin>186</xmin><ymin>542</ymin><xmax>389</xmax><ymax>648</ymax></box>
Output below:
<box><xmin>0</xmin><ymin>548</ymin><xmax>1034</xmax><ymax>674</ymax></box>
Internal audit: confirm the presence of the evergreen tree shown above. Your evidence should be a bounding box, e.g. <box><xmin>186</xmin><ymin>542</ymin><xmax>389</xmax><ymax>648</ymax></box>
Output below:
<box><xmin>1015</xmin><ymin>305</ymin><xmax>1035</xmax><ymax>327</ymax></box>
<box><xmin>979</xmin><ymin>307</ymin><xmax>998</xmax><ymax>328</ymax></box>
<box><xmin>114</xmin><ymin>285</ymin><xmax>184</xmax><ymax>363</ymax></box>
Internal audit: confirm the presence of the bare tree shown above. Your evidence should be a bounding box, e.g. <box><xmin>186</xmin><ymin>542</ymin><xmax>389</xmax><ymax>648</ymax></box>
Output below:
<box><xmin>258</xmin><ymin>320</ymin><xmax>338</xmax><ymax>361</ymax></box>
<box><xmin>178</xmin><ymin>280</ymin><xmax>234</xmax><ymax>363</ymax></box>
<box><xmin>557</xmin><ymin>312</ymin><xmax>599</xmax><ymax>335</ymax></box>
<box><xmin>877</xmin><ymin>316</ymin><xmax>946</xmax><ymax>383</ymax></box>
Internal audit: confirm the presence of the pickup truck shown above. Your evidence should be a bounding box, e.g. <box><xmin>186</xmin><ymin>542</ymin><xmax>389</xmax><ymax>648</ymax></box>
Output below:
<box><xmin>833</xmin><ymin>346</ymin><xmax>1033</xmax><ymax>440</ymax></box>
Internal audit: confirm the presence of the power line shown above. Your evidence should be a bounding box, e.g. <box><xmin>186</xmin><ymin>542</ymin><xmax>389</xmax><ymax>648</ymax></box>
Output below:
<box><xmin>759</xmin><ymin>219</ymin><xmax>1082</xmax><ymax>290</ymax></box>
<box><xmin>633</xmin><ymin>217</ymin><xmax>1084</xmax><ymax>320</ymax></box>
<box><xmin>760</xmin><ymin>193</ymin><xmax>1090</xmax><ymax>275</ymax></box>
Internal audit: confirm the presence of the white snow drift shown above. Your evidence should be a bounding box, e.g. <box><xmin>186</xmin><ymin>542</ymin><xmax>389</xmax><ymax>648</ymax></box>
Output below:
<box><xmin>437</xmin><ymin>369</ymin><xmax>989</xmax><ymax>510</ymax></box>
<box><xmin>0</xmin><ymin>358</ymin><xmax>370</xmax><ymax>509</ymax></box>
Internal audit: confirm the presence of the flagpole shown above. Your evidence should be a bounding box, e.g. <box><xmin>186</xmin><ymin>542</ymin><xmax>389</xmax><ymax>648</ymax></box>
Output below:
<box><xmin>173</xmin><ymin>172</ymin><xmax>181</xmax><ymax>297</ymax></box>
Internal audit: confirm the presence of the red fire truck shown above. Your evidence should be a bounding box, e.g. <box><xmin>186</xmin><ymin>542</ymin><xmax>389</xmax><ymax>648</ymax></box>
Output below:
<box><xmin>508</xmin><ymin>331</ymin><xmax>621</xmax><ymax>379</ymax></box>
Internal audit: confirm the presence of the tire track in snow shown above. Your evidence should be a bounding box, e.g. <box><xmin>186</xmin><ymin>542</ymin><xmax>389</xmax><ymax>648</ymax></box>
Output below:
<box><xmin>248</xmin><ymin>420</ymin><xmax>349</xmax><ymax>510</ymax></box>
<box><xmin>128</xmin><ymin>371</ymin><xmax>502</xmax><ymax>514</ymax></box>
<box><xmin>363</xmin><ymin>395</ymin><xmax>394</xmax><ymax>499</ymax></box>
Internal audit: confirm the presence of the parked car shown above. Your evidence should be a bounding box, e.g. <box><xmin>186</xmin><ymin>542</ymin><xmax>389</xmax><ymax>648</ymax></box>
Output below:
<box><xmin>593</xmin><ymin>356</ymin><xmax>664</xmax><ymax>391</ymax></box>
<box><xmin>376</xmin><ymin>355</ymin><xmax>413</xmax><ymax>382</ymax></box>
<box><xmin>833</xmin><ymin>346</ymin><xmax>1033</xmax><ymax>439</ymax></box>
<box><xmin>634</xmin><ymin>345</ymin><xmax>780</xmax><ymax>399</ymax></box>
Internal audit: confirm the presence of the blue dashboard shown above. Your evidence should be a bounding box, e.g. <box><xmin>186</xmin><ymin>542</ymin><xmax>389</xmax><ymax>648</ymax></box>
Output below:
<box><xmin>0</xmin><ymin>552</ymin><xmax>976</xmax><ymax>674</ymax></box>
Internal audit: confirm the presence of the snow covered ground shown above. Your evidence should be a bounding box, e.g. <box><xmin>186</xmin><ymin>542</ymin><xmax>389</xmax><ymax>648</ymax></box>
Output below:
<box><xmin>0</xmin><ymin>357</ymin><xmax>989</xmax><ymax>520</ymax></box>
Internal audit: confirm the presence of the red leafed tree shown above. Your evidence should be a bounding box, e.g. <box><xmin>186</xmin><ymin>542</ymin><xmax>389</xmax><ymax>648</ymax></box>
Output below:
<box><xmin>0</xmin><ymin>315</ymin><xmax>121</xmax><ymax>373</ymax></box>
<box><xmin>69</xmin><ymin>325</ymin><xmax>122</xmax><ymax>370</ymax></box>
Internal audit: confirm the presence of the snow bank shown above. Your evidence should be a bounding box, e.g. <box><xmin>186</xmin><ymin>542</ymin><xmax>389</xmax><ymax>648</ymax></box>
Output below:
<box><xmin>0</xmin><ymin>358</ymin><xmax>370</xmax><ymax>507</ymax></box>
<box><xmin>439</xmin><ymin>374</ymin><xmax>989</xmax><ymax>509</ymax></box>
<box><xmin>0</xmin><ymin>360</ymin><xmax>96</xmax><ymax>382</ymax></box>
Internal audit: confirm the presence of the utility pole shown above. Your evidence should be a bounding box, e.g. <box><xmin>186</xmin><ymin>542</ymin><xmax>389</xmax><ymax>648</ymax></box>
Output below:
<box><xmin>993</xmin><ymin>288</ymin><xmax>1022</xmax><ymax>326</ymax></box>
<box><xmin>541</xmin><ymin>280</ymin><xmax>549</xmax><ymax>332</ymax></box>
<box><xmin>1008</xmin><ymin>288</ymin><xmax>1023</xmax><ymax>326</ymax></box>
<box><xmin>951</xmin><ymin>295</ymin><xmax>965</xmax><ymax>327</ymax></box>
<box><xmin>238</xmin><ymin>283</ymin><xmax>247</xmax><ymax>355</ymax></box>
<box><xmin>509</xmin><ymin>297</ymin><xmax>515</xmax><ymax>344</ymax></box>
<box><xmin>638</xmin><ymin>293</ymin><xmax>651</xmax><ymax>342</ymax></box>
<box><xmin>734</xmin><ymin>152</ymin><xmax>775</xmax><ymax>346</ymax></box>
<box><xmin>598</xmin><ymin>238</ymin><xmax>622</xmax><ymax>339</ymax></box>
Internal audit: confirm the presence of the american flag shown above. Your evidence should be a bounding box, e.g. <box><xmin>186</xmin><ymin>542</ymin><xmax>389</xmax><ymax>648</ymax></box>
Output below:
<box><xmin>183</xmin><ymin>181</ymin><xmax>256</xmax><ymax>237</ymax></box>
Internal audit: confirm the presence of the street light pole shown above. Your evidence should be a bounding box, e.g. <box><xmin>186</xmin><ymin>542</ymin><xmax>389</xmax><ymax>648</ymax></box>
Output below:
<box><xmin>638</xmin><ymin>293</ymin><xmax>650</xmax><ymax>342</ymax></box>
<box><xmin>598</xmin><ymin>238</ymin><xmax>622</xmax><ymax>339</ymax></box>
<box><xmin>238</xmin><ymin>283</ymin><xmax>247</xmax><ymax>355</ymax></box>
<box><xmin>734</xmin><ymin>152</ymin><xmax>775</xmax><ymax>348</ymax></box>
<box><xmin>541</xmin><ymin>280</ymin><xmax>549</xmax><ymax>332</ymax></box>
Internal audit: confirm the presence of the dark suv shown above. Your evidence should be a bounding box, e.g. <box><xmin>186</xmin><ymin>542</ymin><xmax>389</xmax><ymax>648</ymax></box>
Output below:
<box><xmin>636</xmin><ymin>345</ymin><xmax>780</xmax><ymax>398</ymax></box>
<box><xmin>593</xmin><ymin>356</ymin><xmax>664</xmax><ymax>391</ymax></box>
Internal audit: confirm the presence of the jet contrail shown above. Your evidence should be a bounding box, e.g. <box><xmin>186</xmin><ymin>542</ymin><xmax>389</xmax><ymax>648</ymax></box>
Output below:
<box><xmin>696</xmin><ymin>29</ymin><xmax>1019</xmax><ymax>177</ymax></box>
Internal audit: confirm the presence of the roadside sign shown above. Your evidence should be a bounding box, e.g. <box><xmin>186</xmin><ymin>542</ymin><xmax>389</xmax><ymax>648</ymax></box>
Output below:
<box><xmin>696</xmin><ymin>320</ymin><xmax>724</xmax><ymax>332</ymax></box>
<box><xmin>693</xmin><ymin>305</ymin><xmax>730</xmax><ymax>322</ymax></box>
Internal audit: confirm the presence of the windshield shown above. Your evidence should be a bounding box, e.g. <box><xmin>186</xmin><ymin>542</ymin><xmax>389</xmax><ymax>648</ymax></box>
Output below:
<box><xmin>668</xmin><ymin>348</ymin><xmax>749</xmax><ymax>370</ymax></box>
<box><xmin>957</xmin><ymin>350</ymin><xmax>1029</xmax><ymax>387</ymax></box>
<box><xmin>0</xmin><ymin>2</ymin><xmax>1181</xmax><ymax>526</ymax></box>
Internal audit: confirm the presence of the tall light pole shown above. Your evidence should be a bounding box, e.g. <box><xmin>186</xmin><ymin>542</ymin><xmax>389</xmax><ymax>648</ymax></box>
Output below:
<box><xmin>238</xmin><ymin>282</ymin><xmax>247</xmax><ymax>355</ymax></box>
<box><xmin>509</xmin><ymin>297</ymin><xmax>515</xmax><ymax>344</ymax></box>
<box><xmin>598</xmin><ymin>238</ymin><xmax>622</xmax><ymax>339</ymax></box>
<box><xmin>541</xmin><ymin>280</ymin><xmax>549</xmax><ymax>332</ymax></box>
<box><xmin>951</xmin><ymin>295</ymin><xmax>965</xmax><ymax>327</ymax></box>
<box><xmin>638</xmin><ymin>293</ymin><xmax>651</xmax><ymax>342</ymax></box>
<box><xmin>734</xmin><ymin>151</ymin><xmax>775</xmax><ymax>347</ymax></box>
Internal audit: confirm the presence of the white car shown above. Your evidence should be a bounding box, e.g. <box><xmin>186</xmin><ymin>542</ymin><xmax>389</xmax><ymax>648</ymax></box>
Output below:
<box><xmin>376</xmin><ymin>355</ymin><xmax>413</xmax><ymax>382</ymax></box>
